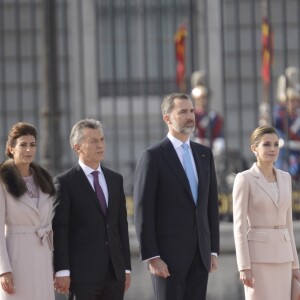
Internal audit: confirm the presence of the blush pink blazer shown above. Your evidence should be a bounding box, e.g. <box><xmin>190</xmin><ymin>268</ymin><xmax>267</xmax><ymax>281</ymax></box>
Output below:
<box><xmin>232</xmin><ymin>163</ymin><xmax>299</xmax><ymax>271</ymax></box>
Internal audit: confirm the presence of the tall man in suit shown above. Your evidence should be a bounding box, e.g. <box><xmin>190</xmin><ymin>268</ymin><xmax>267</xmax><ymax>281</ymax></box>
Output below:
<box><xmin>53</xmin><ymin>119</ymin><xmax>131</xmax><ymax>300</ymax></box>
<box><xmin>134</xmin><ymin>93</ymin><xmax>220</xmax><ymax>300</ymax></box>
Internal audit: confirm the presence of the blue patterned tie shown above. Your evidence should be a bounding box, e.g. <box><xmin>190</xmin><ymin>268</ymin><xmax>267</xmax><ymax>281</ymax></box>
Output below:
<box><xmin>182</xmin><ymin>143</ymin><xmax>198</xmax><ymax>203</ymax></box>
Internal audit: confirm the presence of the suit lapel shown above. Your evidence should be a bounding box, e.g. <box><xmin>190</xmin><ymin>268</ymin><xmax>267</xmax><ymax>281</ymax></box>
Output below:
<box><xmin>256</xmin><ymin>178</ymin><xmax>278</xmax><ymax>207</ymax></box>
<box><xmin>160</xmin><ymin>138</ymin><xmax>195</xmax><ymax>203</ymax></box>
<box><xmin>190</xmin><ymin>142</ymin><xmax>207</xmax><ymax>204</ymax></box>
<box><xmin>102</xmin><ymin>168</ymin><xmax>111</xmax><ymax>215</ymax></box>
<box><xmin>274</xmin><ymin>168</ymin><xmax>285</xmax><ymax>207</ymax></box>
<box><xmin>38</xmin><ymin>190</ymin><xmax>50</xmax><ymax>210</ymax></box>
<box><xmin>251</xmin><ymin>164</ymin><xmax>278</xmax><ymax>208</ymax></box>
<box><xmin>19</xmin><ymin>194</ymin><xmax>39</xmax><ymax>214</ymax></box>
<box><xmin>73</xmin><ymin>165</ymin><xmax>105</xmax><ymax>216</ymax></box>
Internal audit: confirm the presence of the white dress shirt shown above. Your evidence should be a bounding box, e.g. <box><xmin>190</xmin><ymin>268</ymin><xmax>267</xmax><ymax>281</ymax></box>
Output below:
<box><xmin>78</xmin><ymin>160</ymin><xmax>109</xmax><ymax>205</ymax></box>
<box><xmin>167</xmin><ymin>133</ymin><xmax>198</xmax><ymax>183</ymax></box>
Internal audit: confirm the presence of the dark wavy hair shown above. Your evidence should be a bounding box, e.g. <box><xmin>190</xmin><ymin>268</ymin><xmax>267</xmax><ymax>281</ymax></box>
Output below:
<box><xmin>5</xmin><ymin>122</ymin><xmax>37</xmax><ymax>158</ymax></box>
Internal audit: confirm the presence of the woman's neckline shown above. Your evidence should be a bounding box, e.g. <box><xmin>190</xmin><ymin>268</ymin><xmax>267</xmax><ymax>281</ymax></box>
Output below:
<box><xmin>256</xmin><ymin>163</ymin><xmax>277</xmax><ymax>183</ymax></box>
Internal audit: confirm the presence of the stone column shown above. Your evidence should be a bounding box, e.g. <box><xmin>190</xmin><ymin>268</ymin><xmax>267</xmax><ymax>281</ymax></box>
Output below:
<box><xmin>207</xmin><ymin>0</ymin><xmax>223</xmax><ymax>114</ymax></box>
<box><xmin>68</xmin><ymin>0</ymin><xmax>99</xmax><ymax>123</ymax></box>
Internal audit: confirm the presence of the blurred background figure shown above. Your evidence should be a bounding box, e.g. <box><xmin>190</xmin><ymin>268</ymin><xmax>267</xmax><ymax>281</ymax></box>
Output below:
<box><xmin>190</xmin><ymin>71</ymin><xmax>247</xmax><ymax>197</ymax></box>
<box><xmin>277</xmin><ymin>66</ymin><xmax>300</xmax><ymax>102</ymax></box>
<box><xmin>274</xmin><ymin>67</ymin><xmax>300</xmax><ymax>183</ymax></box>
<box><xmin>190</xmin><ymin>71</ymin><xmax>225</xmax><ymax>155</ymax></box>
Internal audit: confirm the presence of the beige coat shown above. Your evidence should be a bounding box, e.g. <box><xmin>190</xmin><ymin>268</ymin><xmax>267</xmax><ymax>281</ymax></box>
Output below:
<box><xmin>0</xmin><ymin>181</ymin><xmax>55</xmax><ymax>300</ymax></box>
<box><xmin>233</xmin><ymin>163</ymin><xmax>299</xmax><ymax>299</ymax></box>
<box><xmin>233</xmin><ymin>163</ymin><xmax>299</xmax><ymax>270</ymax></box>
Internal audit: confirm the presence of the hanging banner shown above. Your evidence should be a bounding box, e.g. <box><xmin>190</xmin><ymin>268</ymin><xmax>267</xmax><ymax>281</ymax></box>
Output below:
<box><xmin>261</xmin><ymin>16</ymin><xmax>273</xmax><ymax>85</ymax></box>
<box><xmin>174</xmin><ymin>24</ymin><xmax>187</xmax><ymax>91</ymax></box>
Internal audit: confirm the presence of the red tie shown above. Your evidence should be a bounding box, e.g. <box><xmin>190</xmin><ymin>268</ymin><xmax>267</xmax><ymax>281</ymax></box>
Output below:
<box><xmin>91</xmin><ymin>171</ymin><xmax>107</xmax><ymax>216</ymax></box>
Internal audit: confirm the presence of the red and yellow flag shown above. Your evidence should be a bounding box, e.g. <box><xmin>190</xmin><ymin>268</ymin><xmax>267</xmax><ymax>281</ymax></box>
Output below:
<box><xmin>174</xmin><ymin>25</ymin><xmax>187</xmax><ymax>90</ymax></box>
<box><xmin>261</xmin><ymin>16</ymin><xmax>273</xmax><ymax>85</ymax></box>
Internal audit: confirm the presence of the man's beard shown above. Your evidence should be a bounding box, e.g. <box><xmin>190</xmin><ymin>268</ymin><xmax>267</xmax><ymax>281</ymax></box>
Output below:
<box><xmin>180</xmin><ymin>125</ymin><xmax>195</xmax><ymax>135</ymax></box>
<box><xmin>171</xmin><ymin>117</ymin><xmax>195</xmax><ymax>135</ymax></box>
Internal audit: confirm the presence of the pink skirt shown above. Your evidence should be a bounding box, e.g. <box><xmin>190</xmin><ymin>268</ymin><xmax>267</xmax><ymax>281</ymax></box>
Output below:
<box><xmin>244</xmin><ymin>262</ymin><xmax>292</xmax><ymax>300</ymax></box>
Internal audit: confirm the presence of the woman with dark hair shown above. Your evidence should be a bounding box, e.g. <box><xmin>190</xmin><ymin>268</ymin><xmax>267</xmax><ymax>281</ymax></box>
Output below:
<box><xmin>0</xmin><ymin>122</ymin><xmax>55</xmax><ymax>300</ymax></box>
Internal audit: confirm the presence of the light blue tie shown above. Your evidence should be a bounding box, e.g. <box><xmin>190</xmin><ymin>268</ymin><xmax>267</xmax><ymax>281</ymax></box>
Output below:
<box><xmin>182</xmin><ymin>143</ymin><xmax>198</xmax><ymax>203</ymax></box>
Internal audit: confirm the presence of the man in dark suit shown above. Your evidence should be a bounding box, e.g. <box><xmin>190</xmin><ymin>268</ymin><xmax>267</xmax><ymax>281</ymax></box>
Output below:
<box><xmin>53</xmin><ymin>119</ymin><xmax>131</xmax><ymax>300</ymax></box>
<box><xmin>134</xmin><ymin>93</ymin><xmax>220</xmax><ymax>300</ymax></box>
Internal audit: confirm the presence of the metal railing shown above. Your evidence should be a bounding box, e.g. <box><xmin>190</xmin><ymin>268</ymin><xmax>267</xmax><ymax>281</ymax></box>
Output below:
<box><xmin>1</xmin><ymin>0</ymin><xmax>300</xmax><ymax>212</ymax></box>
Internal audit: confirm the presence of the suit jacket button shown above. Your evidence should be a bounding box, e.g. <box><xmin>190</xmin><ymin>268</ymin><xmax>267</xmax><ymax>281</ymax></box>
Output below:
<box><xmin>105</xmin><ymin>241</ymin><xmax>109</xmax><ymax>246</ymax></box>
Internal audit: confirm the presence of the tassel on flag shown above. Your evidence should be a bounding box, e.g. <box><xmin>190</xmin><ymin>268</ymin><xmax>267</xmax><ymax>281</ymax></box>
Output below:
<box><xmin>261</xmin><ymin>16</ymin><xmax>273</xmax><ymax>85</ymax></box>
<box><xmin>174</xmin><ymin>25</ymin><xmax>187</xmax><ymax>91</ymax></box>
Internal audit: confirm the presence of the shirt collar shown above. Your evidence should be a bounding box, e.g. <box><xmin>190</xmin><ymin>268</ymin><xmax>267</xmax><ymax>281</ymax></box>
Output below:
<box><xmin>78</xmin><ymin>160</ymin><xmax>102</xmax><ymax>176</ymax></box>
<box><xmin>167</xmin><ymin>132</ymin><xmax>191</xmax><ymax>149</ymax></box>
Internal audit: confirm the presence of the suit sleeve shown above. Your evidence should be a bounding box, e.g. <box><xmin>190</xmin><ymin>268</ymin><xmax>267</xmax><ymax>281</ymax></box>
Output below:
<box><xmin>0</xmin><ymin>183</ymin><xmax>12</xmax><ymax>275</ymax></box>
<box><xmin>117</xmin><ymin>175</ymin><xmax>132</xmax><ymax>271</ymax></box>
<box><xmin>286</xmin><ymin>173</ymin><xmax>300</xmax><ymax>269</ymax></box>
<box><xmin>52</xmin><ymin>176</ymin><xmax>71</xmax><ymax>272</ymax></box>
<box><xmin>207</xmin><ymin>151</ymin><xmax>220</xmax><ymax>254</ymax></box>
<box><xmin>232</xmin><ymin>173</ymin><xmax>251</xmax><ymax>271</ymax></box>
<box><xmin>134</xmin><ymin>150</ymin><xmax>159</xmax><ymax>260</ymax></box>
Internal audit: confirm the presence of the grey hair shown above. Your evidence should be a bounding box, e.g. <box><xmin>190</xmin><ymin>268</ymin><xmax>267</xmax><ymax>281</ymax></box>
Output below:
<box><xmin>69</xmin><ymin>119</ymin><xmax>103</xmax><ymax>148</ymax></box>
<box><xmin>161</xmin><ymin>93</ymin><xmax>190</xmax><ymax>116</ymax></box>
